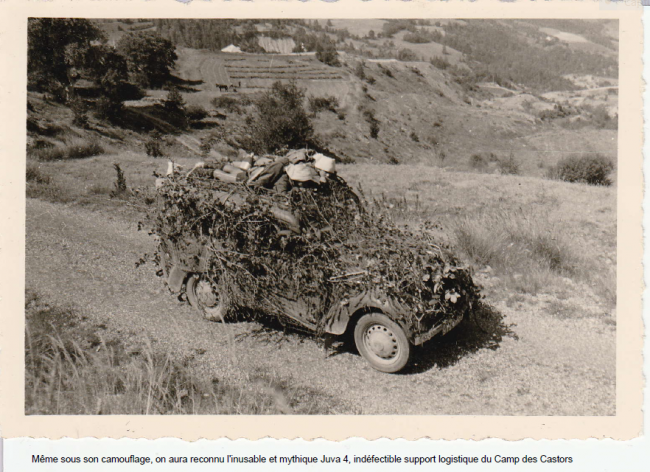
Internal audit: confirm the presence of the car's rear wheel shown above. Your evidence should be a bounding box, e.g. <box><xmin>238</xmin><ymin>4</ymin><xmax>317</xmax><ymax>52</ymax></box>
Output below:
<box><xmin>354</xmin><ymin>313</ymin><xmax>410</xmax><ymax>373</ymax></box>
<box><xmin>186</xmin><ymin>274</ymin><xmax>225</xmax><ymax>322</ymax></box>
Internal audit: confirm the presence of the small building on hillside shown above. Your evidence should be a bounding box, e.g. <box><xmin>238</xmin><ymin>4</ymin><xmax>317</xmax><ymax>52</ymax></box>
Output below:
<box><xmin>221</xmin><ymin>44</ymin><xmax>243</xmax><ymax>54</ymax></box>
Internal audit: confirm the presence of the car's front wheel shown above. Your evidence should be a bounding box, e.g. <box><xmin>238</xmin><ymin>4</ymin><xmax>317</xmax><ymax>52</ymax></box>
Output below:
<box><xmin>354</xmin><ymin>313</ymin><xmax>410</xmax><ymax>373</ymax></box>
<box><xmin>186</xmin><ymin>274</ymin><xmax>225</xmax><ymax>322</ymax></box>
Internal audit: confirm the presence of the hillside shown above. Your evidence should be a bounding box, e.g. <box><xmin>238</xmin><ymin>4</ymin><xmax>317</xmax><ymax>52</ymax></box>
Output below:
<box><xmin>27</xmin><ymin>18</ymin><xmax>618</xmax><ymax>172</ymax></box>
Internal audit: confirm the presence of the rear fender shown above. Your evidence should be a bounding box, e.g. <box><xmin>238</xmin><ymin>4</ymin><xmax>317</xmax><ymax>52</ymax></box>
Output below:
<box><xmin>324</xmin><ymin>291</ymin><xmax>410</xmax><ymax>337</ymax></box>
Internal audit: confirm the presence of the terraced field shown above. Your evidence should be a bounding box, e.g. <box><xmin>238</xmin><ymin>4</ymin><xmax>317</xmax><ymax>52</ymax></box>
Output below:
<box><xmin>223</xmin><ymin>55</ymin><xmax>346</xmax><ymax>89</ymax></box>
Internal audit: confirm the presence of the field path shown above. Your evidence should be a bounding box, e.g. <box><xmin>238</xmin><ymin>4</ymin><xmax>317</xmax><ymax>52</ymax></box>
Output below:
<box><xmin>26</xmin><ymin>199</ymin><xmax>615</xmax><ymax>415</ymax></box>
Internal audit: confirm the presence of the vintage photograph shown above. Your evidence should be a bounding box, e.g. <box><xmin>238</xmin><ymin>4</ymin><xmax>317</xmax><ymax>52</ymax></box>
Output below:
<box><xmin>25</xmin><ymin>18</ymin><xmax>618</xmax><ymax>416</ymax></box>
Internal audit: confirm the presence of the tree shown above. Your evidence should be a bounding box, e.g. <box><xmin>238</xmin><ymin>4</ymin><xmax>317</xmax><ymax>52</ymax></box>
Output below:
<box><xmin>368</xmin><ymin>30</ymin><xmax>376</xmax><ymax>40</ymax></box>
<box><xmin>117</xmin><ymin>32</ymin><xmax>177</xmax><ymax>88</ymax></box>
<box><xmin>316</xmin><ymin>41</ymin><xmax>340</xmax><ymax>67</ymax></box>
<box><xmin>28</xmin><ymin>18</ymin><xmax>104</xmax><ymax>89</ymax></box>
<box><xmin>247</xmin><ymin>81</ymin><xmax>313</xmax><ymax>154</ymax></box>
<box><xmin>163</xmin><ymin>88</ymin><xmax>188</xmax><ymax>130</ymax></box>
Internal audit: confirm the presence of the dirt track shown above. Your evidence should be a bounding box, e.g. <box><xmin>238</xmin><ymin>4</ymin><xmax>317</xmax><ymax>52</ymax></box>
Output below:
<box><xmin>26</xmin><ymin>198</ymin><xmax>615</xmax><ymax>415</ymax></box>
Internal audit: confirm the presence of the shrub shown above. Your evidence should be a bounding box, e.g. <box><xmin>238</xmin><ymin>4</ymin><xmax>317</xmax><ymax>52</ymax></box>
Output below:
<box><xmin>469</xmin><ymin>153</ymin><xmax>487</xmax><ymax>169</ymax></box>
<box><xmin>397</xmin><ymin>48</ymin><xmax>419</xmax><ymax>62</ymax></box>
<box><xmin>378</xmin><ymin>64</ymin><xmax>394</xmax><ymax>78</ymax></box>
<box><xmin>409</xmin><ymin>131</ymin><xmax>420</xmax><ymax>143</ymax></box>
<box><xmin>111</xmin><ymin>163</ymin><xmax>129</xmax><ymax>198</ymax></box>
<box><xmin>164</xmin><ymin>88</ymin><xmax>188</xmax><ymax>130</ymax></box>
<box><xmin>498</xmin><ymin>153</ymin><xmax>520</xmax><ymax>175</ymax></box>
<box><xmin>470</xmin><ymin>152</ymin><xmax>498</xmax><ymax>170</ymax></box>
<box><xmin>186</xmin><ymin>104</ymin><xmax>208</xmax><ymax>122</ymax></box>
<box><xmin>70</xmin><ymin>98</ymin><xmax>90</xmax><ymax>128</ymax></box>
<box><xmin>547</xmin><ymin>154</ymin><xmax>614</xmax><ymax>186</ymax></box>
<box><xmin>145</xmin><ymin>131</ymin><xmax>164</xmax><ymax>157</ymax></box>
<box><xmin>96</xmin><ymin>96</ymin><xmax>124</xmax><ymax>123</ymax></box>
<box><xmin>26</xmin><ymin>164</ymin><xmax>51</xmax><ymax>184</ymax></box>
<box><xmin>211</xmin><ymin>96</ymin><xmax>242</xmax><ymax>113</ymax></box>
<box><xmin>588</xmin><ymin>104</ymin><xmax>617</xmax><ymax>130</ymax></box>
<box><xmin>30</xmin><ymin>146</ymin><xmax>66</xmax><ymax>161</ymax></box>
<box><xmin>246</xmin><ymin>81</ymin><xmax>313</xmax><ymax>154</ymax></box>
<box><xmin>403</xmin><ymin>32</ymin><xmax>432</xmax><ymax>44</ymax></box>
<box><xmin>354</xmin><ymin>62</ymin><xmax>366</xmax><ymax>80</ymax></box>
<box><xmin>65</xmin><ymin>139</ymin><xmax>104</xmax><ymax>159</ymax></box>
<box><xmin>45</xmin><ymin>81</ymin><xmax>68</xmax><ymax>104</ymax></box>
<box><xmin>315</xmin><ymin>43</ymin><xmax>340</xmax><ymax>67</ymax></box>
<box><xmin>308</xmin><ymin>95</ymin><xmax>339</xmax><ymax>114</ymax></box>
<box><xmin>362</xmin><ymin>109</ymin><xmax>380</xmax><ymax>139</ymax></box>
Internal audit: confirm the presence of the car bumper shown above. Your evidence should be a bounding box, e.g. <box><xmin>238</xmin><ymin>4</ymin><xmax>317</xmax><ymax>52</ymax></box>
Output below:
<box><xmin>412</xmin><ymin>312</ymin><xmax>464</xmax><ymax>345</ymax></box>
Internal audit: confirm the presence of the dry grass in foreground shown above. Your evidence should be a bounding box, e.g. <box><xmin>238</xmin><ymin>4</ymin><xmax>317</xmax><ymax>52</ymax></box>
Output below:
<box><xmin>25</xmin><ymin>291</ymin><xmax>337</xmax><ymax>415</ymax></box>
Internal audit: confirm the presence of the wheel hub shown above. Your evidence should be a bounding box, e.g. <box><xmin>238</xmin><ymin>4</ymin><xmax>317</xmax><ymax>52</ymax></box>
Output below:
<box><xmin>196</xmin><ymin>280</ymin><xmax>218</xmax><ymax>307</ymax></box>
<box><xmin>365</xmin><ymin>325</ymin><xmax>398</xmax><ymax>359</ymax></box>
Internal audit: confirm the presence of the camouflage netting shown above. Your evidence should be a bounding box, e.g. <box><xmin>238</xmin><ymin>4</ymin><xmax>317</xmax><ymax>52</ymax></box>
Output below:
<box><xmin>153</xmin><ymin>172</ymin><xmax>480</xmax><ymax>337</ymax></box>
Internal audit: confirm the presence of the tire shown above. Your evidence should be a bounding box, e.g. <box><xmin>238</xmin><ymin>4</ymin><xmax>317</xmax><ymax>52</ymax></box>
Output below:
<box><xmin>186</xmin><ymin>274</ymin><xmax>225</xmax><ymax>322</ymax></box>
<box><xmin>354</xmin><ymin>313</ymin><xmax>410</xmax><ymax>373</ymax></box>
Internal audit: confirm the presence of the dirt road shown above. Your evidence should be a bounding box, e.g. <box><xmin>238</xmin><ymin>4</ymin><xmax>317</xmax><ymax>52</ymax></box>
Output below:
<box><xmin>26</xmin><ymin>199</ymin><xmax>615</xmax><ymax>415</ymax></box>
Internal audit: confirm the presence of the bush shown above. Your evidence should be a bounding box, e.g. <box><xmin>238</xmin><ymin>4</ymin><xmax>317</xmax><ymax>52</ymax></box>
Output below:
<box><xmin>96</xmin><ymin>96</ymin><xmax>124</xmax><ymax>123</ymax></box>
<box><xmin>186</xmin><ymin>104</ymin><xmax>208</xmax><ymax>122</ymax></box>
<box><xmin>315</xmin><ymin>43</ymin><xmax>340</xmax><ymax>67</ymax></box>
<box><xmin>211</xmin><ymin>96</ymin><xmax>243</xmax><ymax>114</ymax></box>
<box><xmin>397</xmin><ymin>48</ymin><xmax>419</xmax><ymax>62</ymax></box>
<box><xmin>354</xmin><ymin>62</ymin><xmax>366</xmax><ymax>80</ymax></box>
<box><xmin>547</xmin><ymin>154</ymin><xmax>614</xmax><ymax>186</ymax></box>
<box><xmin>430</xmin><ymin>56</ymin><xmax>451</xmax><ymax>70</ymax></box>
<box><xmin>469</xmin><ymin>153</ymin><xmax>487</xmax><ymax>169</ymax></box>
<box><xmin>403</xmin><ymin>32</ymin><xmax>432</xmax><ymax>44</ymax></box>
<box><xmin>378</xmin><ymin>64</ymin><xmax>394</xmax><ymax>78</ymax></box>
<box><xmin>30</xmin><ymin>146</ymin><xmax>66</xmax><ymax>161</ymax></box>
<box><xmin>70</xmin><ymin>98</ymin><xmax>90</xmax><ymax>128</ymax></box>
<box><xmin>26</xmin><ymin>164</ymin><xmax>52</xmax><ymax>184</ymax></box>
<box><xmin>65</xmin><ymin>139</ymin><xmax>104</xmax><ymax>159</ymax></box>
<box><xmin>409</xmin><ymin>131</ymin><xmax>419</xmax><ymax>143</ymax></box>
<box><xmin>362</xmin><ymin>109</ymin><xmax>380</xmax><ymax>139</ymax></box>
<box><xmin>164</xmin><ymin>88</ymin><xmax>188</xmax><ymax>130</ymax></box>
<box><xmin>246</xmin><ymin>81</ymin><xmax>313</xmax><ymax>154</ymax></box>
<box><xmin>498</xmin><ymin>153</ymin><xmax>520</xmax><ymax>175</ymax></box>
<box><xmin>470</xmin><ymin>152</ymin><xmax>498</xmax><ymax>170</ymax></box>
<box><xmin>308</xmin><ymin>95</ymin><xmax>339</xmax><ymax>114</ymax></box>
<box><xmin>45</xmin><ymin>81</ymin><xmax>68</xmax><ymax>104</ymax></box>
<box><xmin>145</xmin><ymin>131</ymin><xmax>164</xmax><ymax>157</ymax></box>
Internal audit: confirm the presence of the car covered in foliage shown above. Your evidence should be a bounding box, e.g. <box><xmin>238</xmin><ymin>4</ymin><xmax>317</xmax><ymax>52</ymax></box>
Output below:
<box><xmin>154</xmin><ymin>169</ymin><xmax>480</xmax><ymax>373</ymax></box>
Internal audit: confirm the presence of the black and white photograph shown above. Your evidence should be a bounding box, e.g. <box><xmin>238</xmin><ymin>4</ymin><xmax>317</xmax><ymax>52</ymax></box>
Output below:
<box><xmin>23</xmin><ymin>16</ymin><xmax>621</xmax><ymax>419</ymax></box>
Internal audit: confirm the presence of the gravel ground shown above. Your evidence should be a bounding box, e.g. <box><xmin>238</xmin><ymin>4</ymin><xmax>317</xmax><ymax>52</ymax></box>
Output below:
<box><xmin>26</xmin><ymin>199</ymin><xmax>615</xmax><ymax>415</ymax></box>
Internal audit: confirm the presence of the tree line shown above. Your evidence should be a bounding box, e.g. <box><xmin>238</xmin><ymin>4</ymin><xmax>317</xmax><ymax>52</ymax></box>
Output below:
<box><xmin>28</xmin><ymin>19</ymin><xmax>177</xmax><ymax>122</ymax></box>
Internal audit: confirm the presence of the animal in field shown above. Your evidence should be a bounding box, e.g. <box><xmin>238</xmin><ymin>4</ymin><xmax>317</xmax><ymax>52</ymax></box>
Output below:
<box><xmin>216</xmin><ymin>84</ymin><xmax>229</xmax><ymax>92</ymax></box>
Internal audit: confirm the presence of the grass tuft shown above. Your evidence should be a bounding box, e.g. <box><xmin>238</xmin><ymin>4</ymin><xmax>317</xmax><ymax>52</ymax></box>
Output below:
<box><xmin>452</xmin><ymin>208</ymin><xmax>580</xmax><ymax>294</ymax></box>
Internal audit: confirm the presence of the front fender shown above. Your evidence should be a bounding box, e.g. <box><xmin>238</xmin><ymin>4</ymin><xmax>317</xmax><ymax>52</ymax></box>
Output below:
<box><xmin>323</xmin><ymin>290</ymin><xmax>411</xmax><ymax>336</ymax></box>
